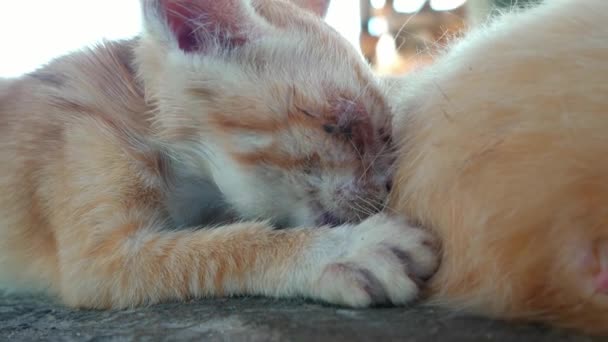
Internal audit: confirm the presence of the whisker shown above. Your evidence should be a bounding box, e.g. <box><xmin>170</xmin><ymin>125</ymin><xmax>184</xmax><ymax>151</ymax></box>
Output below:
<box><xmin>380</xmin><ymin>13</ymin><xmax>454</xmax><ymax>97</ymax></box>
<box><xmin>358</xmin><ymin>139</ymin><xmax>394</xmax><ymax>183</ymax></box>
<box><xmin>349</xmin><ymin>199</ymin><xmax>375</xmax><ymax>217</ymax></box>
<box><xmin>358</xmin><ymin>194</ymin><xmax>399</xmax><ymax>215</ymax></box>
<box><xmin>393</xmin><ymin>8</ymin><xmax>424</xmax><ymax>46</ymax></box>
<box><xmin>350</xmin><ymin>139</ymin><xmax>364</xmax><ymax>163</ymax></box>
<box><xmin>346</xmin><ymin>203</ymin><xmax>370</xmax><ymax>220</ymax></box>
<box><xmin>353</xmin><ymin>194</ymin><xmax>382</xmax><ymax>214</ymax></box>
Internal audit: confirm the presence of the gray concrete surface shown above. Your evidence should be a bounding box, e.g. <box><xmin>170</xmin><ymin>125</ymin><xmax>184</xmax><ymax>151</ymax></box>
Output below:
<box><xmin>0</xmin><ymin>292</ymin><xmax>602</xmax><ymax>341</ymax></box>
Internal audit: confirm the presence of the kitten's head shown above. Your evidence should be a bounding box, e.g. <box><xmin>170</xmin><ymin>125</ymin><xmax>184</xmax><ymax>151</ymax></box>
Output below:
<box><xmin>139</xmin><ymin>0</ymin><xmax>394</xmax><ymax>227</ymax></box>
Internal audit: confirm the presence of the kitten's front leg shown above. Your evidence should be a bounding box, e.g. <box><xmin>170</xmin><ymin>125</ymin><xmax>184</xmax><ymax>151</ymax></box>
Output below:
<box><xmin>57</xmin><ymin>210</ymin><xmax>437</xmax><ymax>309</ymax></box>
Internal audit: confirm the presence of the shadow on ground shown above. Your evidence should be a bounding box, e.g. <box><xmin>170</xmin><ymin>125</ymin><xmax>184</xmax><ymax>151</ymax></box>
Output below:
<box><xmin>0</xmin><ymin>292</ymin><xmax>601</xmax><ymax>341</ymax></box>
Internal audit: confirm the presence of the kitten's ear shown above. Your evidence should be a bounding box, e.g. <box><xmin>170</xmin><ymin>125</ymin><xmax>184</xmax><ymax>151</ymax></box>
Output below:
<box><xmin>142</xmin><ymin>0</ymin><xmax>264</xmax><ymax>53</ymax></box>
<box><xmin>289</xmin><ymin>0</ymin><xmax>331</xmax><ymax>18</ymax></box>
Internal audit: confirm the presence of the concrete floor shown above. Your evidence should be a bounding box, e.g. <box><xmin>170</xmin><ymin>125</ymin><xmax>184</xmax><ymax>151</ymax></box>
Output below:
<box><xmin>0</xmin><ymin>292</ymin><xmax>601</xmax><ymax>341</ymax></box>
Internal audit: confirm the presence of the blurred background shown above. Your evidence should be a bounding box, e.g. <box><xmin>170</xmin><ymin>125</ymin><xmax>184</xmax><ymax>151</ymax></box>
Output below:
<box><xmin>357</xmin><ymin>0</ymin><xmax>539</xmax><ymax>74</ymax></box>
<box><xmin>0</xmin><ymin>0</ymin><xmax>538</xmax><ymax>78</ymax></box>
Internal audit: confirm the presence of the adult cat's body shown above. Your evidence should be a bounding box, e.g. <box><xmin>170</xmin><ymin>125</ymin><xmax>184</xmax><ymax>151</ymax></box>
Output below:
<box><xmin>0</xmin><ymin>0</ymin><xmax>437</xmax><ymax>308</ymax></box>
<box><xmin>387</xmin><ymin>0</ymin><xmax>608</xmax><ymax>333</ymax></box>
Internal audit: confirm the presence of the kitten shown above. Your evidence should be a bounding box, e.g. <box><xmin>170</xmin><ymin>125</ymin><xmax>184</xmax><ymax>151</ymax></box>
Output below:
<box><xmin>385</xmin><ymin>0</ymin><xmax>608</xmax><ymax>333</ymax></box>
<box><xmin>0</xmin><ymin>0</ymin><xmax>437</xmax><ymax>309</ymax></box>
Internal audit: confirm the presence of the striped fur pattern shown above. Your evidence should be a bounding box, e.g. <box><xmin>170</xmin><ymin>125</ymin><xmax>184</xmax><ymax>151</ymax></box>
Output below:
<box><xmin>386</xmin><ymin>0</ymin><xmax>608</xmax><ymax>333</ymax></box>
<box><xmin>0</xmin><ymin>0</ymin><xmax>438</xmax><ymax>309</ymax></box>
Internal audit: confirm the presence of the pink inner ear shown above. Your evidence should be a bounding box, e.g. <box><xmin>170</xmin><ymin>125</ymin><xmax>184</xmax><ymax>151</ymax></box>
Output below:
<box><xmin>161</xmin><ymin>0</ymin><xmax>249</xmax><ymax>52</ymax></box>
<box><xmin>163</xmin><ymin>0</ymin><xmax>199</xmax><ymax>52</ymax></box>
<box><xmin>580</xmin><ymin>239</ymin><xmax>608</xmax><ymax>295</ymax></box>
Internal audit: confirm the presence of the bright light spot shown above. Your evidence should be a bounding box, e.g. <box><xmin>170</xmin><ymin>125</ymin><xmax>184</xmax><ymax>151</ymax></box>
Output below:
<box><xmin>0</xmin><ymin>0</ymin><xmax>361</xmax><ymax>78</ymax></box>
<box><xmin>393</xmin><ymin>0</ymin><xmax>427</xmax><ymax>13</ymax></box>
<box><xmin>367</xmin><ymin>16</ymin><xmax>389</xmax><ymax>36</ymax></box>
<box><xmin>375</xmin><ymin>33</ymin><xmax>398</xmax><ymax>69</ymax></box>
<box><xmin>325</xmin><ymin>0</ymin><xmax>362</xmax><ymax>53</ymax></box>
<box><xmin>430</xmin><ymin>0</ymin><xmax>467</xmax><ymax>11</ymax></box>
<box><xmin>0</xmin><ymin>0</ymin><xmax>142</xmax><ymax>78</ymax></box>
<box><xmin>370</xmin><ymin>0</ymin><xmax>387</xmax><ymax>9</ymax></box>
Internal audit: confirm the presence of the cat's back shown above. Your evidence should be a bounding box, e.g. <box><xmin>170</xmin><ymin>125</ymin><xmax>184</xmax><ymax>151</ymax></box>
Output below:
<box><xmin>392</xmin><ymin>0</ymin><xmax>608</xmax><ymax>210</ymax></box>
<box><xmin>0</xmin><ymin>39</ymin><xmax>150</xmax><ymax>197</ymax></box>
<box><xmin>1</xmin><ymin>39</ymin><xmax>149</xmax><ymax>149</ymax></box>
<box><xmin>390</xmin><ymin>0</ymin><xmax>608</xmax><ymax>333</ymax></box>
<box><xmin>0</xmin><ymin>39</ymin><xmax>150</xmax><ymax>291</ymax></box>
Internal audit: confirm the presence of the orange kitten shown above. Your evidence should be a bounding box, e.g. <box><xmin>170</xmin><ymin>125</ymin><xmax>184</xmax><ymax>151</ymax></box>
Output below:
<box><xmin>0</xmin><ymin>0</ymin><xmax>437</xmax><ymax>309</ymax></box>
<box><xmin>386</xmin><ymin>0</ymin><xmax>608</xmax><ymax>333</ymax></box>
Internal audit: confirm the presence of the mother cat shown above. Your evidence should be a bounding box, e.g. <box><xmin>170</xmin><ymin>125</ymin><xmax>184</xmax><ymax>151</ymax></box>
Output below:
<box><xmin>386</xmin><ymin>0</ymin><xmax>608</xmax><ymax>334</ymax></box>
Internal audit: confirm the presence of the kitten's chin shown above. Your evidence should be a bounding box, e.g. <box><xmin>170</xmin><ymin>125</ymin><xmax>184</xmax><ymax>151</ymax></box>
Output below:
<box><xmin>268</xmin><ymin>207</ymin><xmax>351</xmax><ymax>229</ymax></box>
<box><xmin>286</xmin><ymin>212</ymin><xmax>346</xmax><ymax>228</ymax></box>
<box><xmin>316</xmin><ymin>212</ymin><xmax>347</xmax><ymax>228</ymax></box>
<box><xmin>270</xmin><ymin>212</ymin><xmax>315</xmax><ymax>229</ymax></box>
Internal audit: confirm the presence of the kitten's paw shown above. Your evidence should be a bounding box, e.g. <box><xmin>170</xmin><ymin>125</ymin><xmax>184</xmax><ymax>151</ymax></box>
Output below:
<box><xmin>315</xmin><ymin>213</ymin><xmax>439</xmax><ymax>307</ymax></box>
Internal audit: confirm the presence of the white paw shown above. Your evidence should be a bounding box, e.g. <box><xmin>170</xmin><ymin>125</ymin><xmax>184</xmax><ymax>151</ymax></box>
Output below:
<box><xmin>313</xmin><ymin>213</ymin><xmax>439</xmax><ymax>307</ymax></box>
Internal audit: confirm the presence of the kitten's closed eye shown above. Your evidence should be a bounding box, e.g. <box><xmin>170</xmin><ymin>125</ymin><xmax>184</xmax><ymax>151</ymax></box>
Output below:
<box><xmin>298</xmin><ymin>107</ymin><xmax>316</xmax><ymax>118</ymax></box>
<box><xmin>323</xmin><ymin>124</ymin><xmax>336</xmax><ymax>134</ymax></box>
<box><xmin>322</xmin><ymin>124</ymin><xmax>353</xmax><ymax>140</ymax></box>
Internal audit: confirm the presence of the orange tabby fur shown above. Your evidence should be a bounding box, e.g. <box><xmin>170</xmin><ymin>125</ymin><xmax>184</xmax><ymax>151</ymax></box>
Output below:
<box><xmin>0</xmin><ymin>0</ymin><xmax>437</xmax><ymax>309</ymax></box>
<box><xmin>386</xmin><ymin>0</ymin><xmax>608</xmax><ymax>333</ymax></box>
